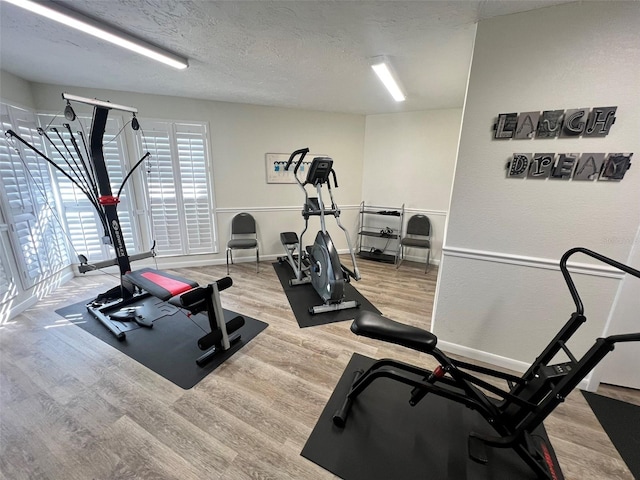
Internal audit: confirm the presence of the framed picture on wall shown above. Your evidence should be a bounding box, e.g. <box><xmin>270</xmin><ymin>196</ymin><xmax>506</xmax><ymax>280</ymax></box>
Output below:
<box><xmin>265</xmin><ymin>152</ymin><xmax>324</xmax><ymax>184</ymax></box>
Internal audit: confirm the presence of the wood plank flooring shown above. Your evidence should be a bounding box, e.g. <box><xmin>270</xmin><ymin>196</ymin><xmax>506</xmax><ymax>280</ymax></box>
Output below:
<box><xmin>0</xmin><ymin>257</ymin><xmax>637</xmax><ymax>479</ymax></box>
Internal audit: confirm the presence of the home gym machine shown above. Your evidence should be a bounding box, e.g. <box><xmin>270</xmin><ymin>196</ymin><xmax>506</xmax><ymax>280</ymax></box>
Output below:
<box><xmin>279</xmin><ymin>148</ymin><xmax>361</xmax><ymax>314</ymax></box>
<box><xmin>6</xmin><ymin>93</ymin><xmax>244</xmax><ymax>366</ymax></box>
<box><xmin>332</xmin><ymin>247</ymin><xmax>640</xmax><ymax>479</ymax></box>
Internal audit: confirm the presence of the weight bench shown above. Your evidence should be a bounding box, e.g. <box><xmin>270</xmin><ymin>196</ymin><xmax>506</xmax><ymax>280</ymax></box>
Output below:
<box><xmin>87</xmin><ymin>268</ymin><xmax>245</xmax><ymax>367</ymax></box>
<box><xmin>332</xmin><ymin>247</ymin><xmax>640</xmax><ymax>479</ymax></box>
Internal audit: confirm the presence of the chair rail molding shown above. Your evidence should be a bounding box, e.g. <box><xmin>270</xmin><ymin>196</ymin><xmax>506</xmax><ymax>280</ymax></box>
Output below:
<box><xmin>442</xmin><ymin>246</ymin><xmax>625</xmax><ymax>279</ymax></box>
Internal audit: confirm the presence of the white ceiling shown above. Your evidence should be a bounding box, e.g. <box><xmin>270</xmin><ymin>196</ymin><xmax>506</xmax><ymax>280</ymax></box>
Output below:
<box><xmin>0</xmin><ymin>0</ymin><xmax>574</xmax><ymax>115</ymax></box>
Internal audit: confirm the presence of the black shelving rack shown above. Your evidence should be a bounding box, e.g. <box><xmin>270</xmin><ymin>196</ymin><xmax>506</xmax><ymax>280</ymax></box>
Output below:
<box><xmin>357</xmin><ymin>202</ymin><xmax>405</xmax><ymax>264</ymax></box>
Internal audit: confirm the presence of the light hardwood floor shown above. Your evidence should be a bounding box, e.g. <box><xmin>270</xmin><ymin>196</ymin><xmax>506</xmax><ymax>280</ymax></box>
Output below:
<box><xmin>0</xmin><ymin>257</ymin><xmax>637</xmax><ymax>479</ymax></box>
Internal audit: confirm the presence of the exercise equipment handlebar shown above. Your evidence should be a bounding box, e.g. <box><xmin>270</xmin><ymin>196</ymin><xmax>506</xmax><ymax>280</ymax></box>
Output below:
<box><xmin>560</xmin><ymin>247</ymin><xmax>640</xmax><ymax>315</ymax></box>
<box><xmin>285</xmin><ymin>147</ymin><xmax>310</xmax><ymax>175</ymax></box>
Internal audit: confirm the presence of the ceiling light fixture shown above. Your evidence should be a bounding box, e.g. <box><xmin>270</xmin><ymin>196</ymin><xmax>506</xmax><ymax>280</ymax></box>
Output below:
<box><xmin>4</xmin><ymin>0</ymin><xmax>189</xmax><ymax>70</ymax></box>
<box><xmin>370</xmin><ymin>56</ymin><xmax>406</xmax><ymax>102</ymax></box>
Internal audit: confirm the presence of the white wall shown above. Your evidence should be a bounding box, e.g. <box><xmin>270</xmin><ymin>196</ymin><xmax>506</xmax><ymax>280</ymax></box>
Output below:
<box><xmin>596</xmin><ymin>225</ymin><xmax>640</xmax><ymax>389</ymax></box>
<box><xmin>29</xmin><ymin>83</ymin><xmax>366</xmax><ymax>268</ymax></box>
<box><xmin>362</xmin><ymin>109</ymin><xmax>462</xmax><ymax>265</ymax></box>
<box><xmin>434</xmin><ymin>2</ymin><xmax>640</xmax><ymax>376</ymax></box>
<box><xmin>0</xmin><ymin>70</ymin><xmax>36</xmax><ymax>109</ymax></box>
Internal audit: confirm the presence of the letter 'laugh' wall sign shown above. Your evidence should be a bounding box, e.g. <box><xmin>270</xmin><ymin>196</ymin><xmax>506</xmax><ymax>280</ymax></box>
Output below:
<box><xmin>495</xmin><ymin>107</ymin><xmax>617</xmax><ymax>139</ymax></box>
<box><xmin>494</xmin><ymin>106</ymin><xmax>633</xmax><ymax>181</ymax></box>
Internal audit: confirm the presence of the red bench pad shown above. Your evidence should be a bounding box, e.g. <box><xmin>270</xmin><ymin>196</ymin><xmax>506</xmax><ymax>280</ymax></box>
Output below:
<box><xmin>125</xmin><ymin>268</ymin><xmax>199</xmax><ymax>301</ymax></box>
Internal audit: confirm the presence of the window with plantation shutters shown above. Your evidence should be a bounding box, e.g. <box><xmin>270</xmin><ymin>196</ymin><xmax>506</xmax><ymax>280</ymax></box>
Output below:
<box><xmin>37</xmin><ymin>114</ymin><xmax>140</xmax><ymax>262</ymax></box>
<box><xmin>0</xmin><ymin>104</ymin><xmax>69</xmax><ymax>289</ymax></box>
<box><xmin>0</xmin><ymin>258</ymin><xmax>10</xmax><ymax>298</ymax></box>
<box><xmin>0</xmin><ymin>232</ymin><xmax>13</xmax><ymax>301</ymax></box>
<box><xmin>137</xmin><ymin>120</ymin><xmax>216</xmax><ymax>256</ymax></box>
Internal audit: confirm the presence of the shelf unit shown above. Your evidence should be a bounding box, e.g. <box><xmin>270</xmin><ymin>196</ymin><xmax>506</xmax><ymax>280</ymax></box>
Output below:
<box><xmin>357</xmin><ymin>202</ymin><xmax>404</xmax><ymax>264</ymax></box>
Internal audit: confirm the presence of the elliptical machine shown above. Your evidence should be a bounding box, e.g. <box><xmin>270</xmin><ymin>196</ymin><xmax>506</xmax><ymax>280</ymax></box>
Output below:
<box><xmin>279</xmin><ymin>148</ymin><xmax>361</xmax><ymax>315</ymax></box>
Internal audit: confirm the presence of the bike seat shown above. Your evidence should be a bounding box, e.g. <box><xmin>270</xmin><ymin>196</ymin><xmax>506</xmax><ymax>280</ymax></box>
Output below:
<box><xmin>351</xmin><ymin>310</ymin><xmax>437</xmax><ymax>354</ymax></box>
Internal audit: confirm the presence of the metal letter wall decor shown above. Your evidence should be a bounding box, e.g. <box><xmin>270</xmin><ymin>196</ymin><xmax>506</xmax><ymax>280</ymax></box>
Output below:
<box><xmin>494</xmin><ymin>106</ymin><xmax>633</xmax><ymax>181</ymax></box>
<box><xmin>494</xmin><ymin>107</ymin><xmax>618</xmax><ymax>140</ymax></box>
<box><xmin>506</xmin><ymin>153</ymin><xmax>632</xmax><ymax>181</ymax></box>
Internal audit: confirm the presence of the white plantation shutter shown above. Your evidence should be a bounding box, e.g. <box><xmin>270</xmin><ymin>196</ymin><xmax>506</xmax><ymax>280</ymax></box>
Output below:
<box><xmin>38</xmin><ymin>114</ymin><xmax>140</xmax><ymax>262</ymax></box>
<box><xmin>138</xmin><ymin>120</ymin><xmax>216</xmax><ymax>256</ymax></box>
<box><xmin>142</xmin><ymin>125</ymin><xmax>182</xmax><ymax>255</ymax></box>
<box><xmin>175</xmin><ymin>124</ymin><xmax>215</xmax><ymax>253</ymax></box>
<box><xmin>0</xmin><ymin>104</ymin><xmax>69</xmax><ymax>288</ymax></box>
<box><xmin>0</xmin><ymin>231</ymin><xmax>14</xmax><ymax>300</ymax></box>
<box><xmin>63</xmin><ymin>209</ymin><xmax>103</xmax><ymax>260</ymax></box>
<box><xmin>0</xmin><ymin>252</ymin><xmax>11</xmax><ymax>298</ymax></box>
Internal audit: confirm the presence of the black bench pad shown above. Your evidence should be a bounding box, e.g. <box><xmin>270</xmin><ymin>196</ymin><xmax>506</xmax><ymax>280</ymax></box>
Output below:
<box><xmin>351</xmin><ymin>310</ymin><xmax>437</xmax><ymax>354</ymax></box>
<box><xmin>125</xmin><ymin>268</ymin><xmax>199</xmax><ymax>301</ymax></box>
<box><xmin>280</xmin><ymin>231</ymin><xmax>299</xmax><ymax>245</ymax></box>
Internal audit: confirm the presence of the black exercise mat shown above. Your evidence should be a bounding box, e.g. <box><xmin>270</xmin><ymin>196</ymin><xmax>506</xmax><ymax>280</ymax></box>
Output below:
<box><xmin>56</xmin><ymin>297</ymin><xmax>267</xmax><ymax>389</ymax></box>
<box><xmin>302</xmin><ymin>353</ymin><xmax>564</xmax><ymax>480</ymax></box>
<box><xmin>582</xmin><ymin>391</ymin><xmax>640</xmax><ymax>478</ymax></box>
<box><xmin>273</xmin><ymin>261</ymin><xmax>380</xmax><ymax>328</ymax></box>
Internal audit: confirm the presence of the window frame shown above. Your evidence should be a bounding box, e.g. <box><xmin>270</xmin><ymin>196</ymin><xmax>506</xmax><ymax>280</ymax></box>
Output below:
<box><xmin>134</xmin><ymin>118</ymin><xmax>218</xmax><ymax>257</ymax></box>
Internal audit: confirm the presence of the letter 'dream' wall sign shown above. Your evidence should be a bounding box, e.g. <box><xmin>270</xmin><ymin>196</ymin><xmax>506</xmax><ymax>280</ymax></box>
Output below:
<box><xmin>507</xmin><ymin>153</ymin><xmax>632</xmax><ymax>181</ymax></box>
<box><xmin>574</xmin><ymin>153</ymin><xmax>605</xmax><ymax>181</ymax></box>
<box><xmin>528</xmin><ymin>153</ymin><xmax>554</xmax><ymax>178</ymax></box>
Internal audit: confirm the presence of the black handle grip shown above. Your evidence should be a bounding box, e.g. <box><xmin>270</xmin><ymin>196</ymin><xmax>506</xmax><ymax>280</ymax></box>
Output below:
<box><xmin>606</xmin><ymin>333</ymin><xmax>640</xmax><ymax>344</ymax></box>
<box><xmin>285</xmin><ymin>147</ymin><xmax>310</xmax><ymax>174</ymax></box>
<box><xmin>331</xmin><ymin>169</ymin><xmax>338</xmax><ymax>188</ymax></box>
<box><xmin>216</xmin><ymin>276</ymin><xmax>233</xmax><ymax>292</ymax></box>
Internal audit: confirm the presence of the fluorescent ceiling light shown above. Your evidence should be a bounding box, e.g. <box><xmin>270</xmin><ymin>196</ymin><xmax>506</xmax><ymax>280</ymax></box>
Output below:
<box><xmin>4</xmin><ymin>0</ymin><xmax>189</xmax><ymax>70</ymax></box>
<box><xmin>371</xmin><ymin>56</ymin><xmax>405</xmax><ymax>102</ymax></box>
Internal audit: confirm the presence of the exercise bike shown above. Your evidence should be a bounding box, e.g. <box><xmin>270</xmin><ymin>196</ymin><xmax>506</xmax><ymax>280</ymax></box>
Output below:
<box><xmin>279</xmin><ymin>148</ymin><xmax>361</xmax><ymax>315</ymax></box>
<box><xmin>332</xmin><ymin>247</ymin><xmax>640</xmax><ymax>479</ymax></box>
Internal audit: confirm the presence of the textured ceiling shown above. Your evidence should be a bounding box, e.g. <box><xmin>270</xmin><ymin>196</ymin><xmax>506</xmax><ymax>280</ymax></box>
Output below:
<box><xmin>0</xmin><ymin>0</ymin><xmax>574</xmax><ymax>115</ymax></box>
